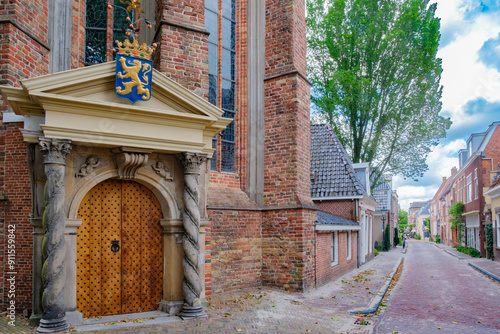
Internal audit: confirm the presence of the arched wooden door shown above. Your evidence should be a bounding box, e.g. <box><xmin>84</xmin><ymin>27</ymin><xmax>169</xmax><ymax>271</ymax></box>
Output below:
<box><xmin>76</xmin><ymin>179</ymin><xmax>163</xmax><ymax>317</ymax></box>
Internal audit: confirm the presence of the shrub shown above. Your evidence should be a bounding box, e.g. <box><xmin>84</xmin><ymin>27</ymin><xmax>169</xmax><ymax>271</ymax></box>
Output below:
<box><xmin>429</xmin><ymin>236</ymin><xmax>434</xmax><ymax>242</ymax></box>
<box><xmin>394</xmin><ymin>228</ymin><xmax>400</xmax><ymax>246</ymax></box>
<box><xmin>468</xmin><ymin>247</ymin><xmax>481</xmax><ymax>258</ymax></box>
<box><xmin>382</xmin><ymin>225</ymin><xmax>391</xmax><ymax>251</ymax></box>
<box><xmin>487</xmin><ymin>223</ymin><xmax>494</xmax><ymax>260</ymax></box>
<box><xmin>435</xmin><ymin>235</ymin><xmax>441</xmax><ymax>244</ymax></box>
<box><xmin>414</xmin><ymin>233</ymin><xmax>422</xmax><ymax>240</ymax></box>
<box><xmin>374</xmin><ymin>249</ymin><xmax>379</xmax><ymax>256</ymax></box>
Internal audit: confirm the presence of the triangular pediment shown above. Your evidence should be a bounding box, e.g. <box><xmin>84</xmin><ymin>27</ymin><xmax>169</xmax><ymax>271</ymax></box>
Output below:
<box><xmin>0</xmin><ymin>61</ymin><xmax>231</xmax><ymax>156</ymax></box>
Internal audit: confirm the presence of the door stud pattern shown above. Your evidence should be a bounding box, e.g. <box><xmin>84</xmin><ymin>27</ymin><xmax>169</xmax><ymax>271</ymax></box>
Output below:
<box><xmin>77</xmin><ymin>179</ymin><xmax>163</xmax><ymax>317</ymax></box>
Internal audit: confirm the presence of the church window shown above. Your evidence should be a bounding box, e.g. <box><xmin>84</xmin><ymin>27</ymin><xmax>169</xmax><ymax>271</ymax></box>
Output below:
<box><xmin>205</xmin><ymin>0</ymin><xmax>236</xmax><ymax>172</ymax></box>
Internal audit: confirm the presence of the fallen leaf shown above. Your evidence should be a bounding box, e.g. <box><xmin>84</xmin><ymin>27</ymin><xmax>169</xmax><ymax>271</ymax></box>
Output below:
<box><xmin>306</xmin><ymin>330</ymin><xmax>312</xmax><ymax>333</ymax></box>
<box><xmin>236</xmin><ymin>329</ymin><xmax>242</xmax><ymax>332</ymax></box>
<box><xmin>451</xmin><ymin>321</ymin><xmax>458</xmax><ymax>324</ymax></box>
<box><xmin>331</xmin><ymin>317</ymin><xmax>339</xmax><ymax>321</ymax></box>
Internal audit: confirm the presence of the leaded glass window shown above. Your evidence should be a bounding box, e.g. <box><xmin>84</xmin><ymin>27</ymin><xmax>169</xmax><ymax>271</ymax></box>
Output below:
<box><xmin>220</xmin><ymin>0</ymin><xmax>236</xmax><ymax>172</ymax></box>
<box><xmin>85</xmin><ymin>0</ymin><xmax>107</xmax><ymax>65</ymax></box>
<box><xmin>85</xmin><ymin>0</ymin><xmax>135</xmax><ymax>65</ymax></box>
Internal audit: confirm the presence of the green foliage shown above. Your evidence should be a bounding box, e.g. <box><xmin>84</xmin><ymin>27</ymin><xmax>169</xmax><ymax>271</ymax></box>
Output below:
<box><xmin>449</xmin><ymin>201</ymin><xmax>465</xmax><ymax>246</ymax></box>
<box><xmin>414</xmin><ymin>233</ymin><xmax>421</xmax><ymax>240</ymax></box>
<box><xmin>435</xmin><ymin>235</ymin><xmax>441</xmax><ymax>244</ymax></box>
<box><xmin>374</xmin><ymin>248</ymin><xmax>379</xmax><ymax>256</ymax></box>
<box><xmin>399</xmin><ymin>209</ymin><xmax>408</xmax><ymax>226</ymax></box>
<box><xmin>429</xmin><ymin>236</ymin><xmax>434</xmax><ymax>242</ymax></box>
<box><xmin>307</xmin><ymin>0</ymin><xmax>450</xmax><ymax>184</ymax></box>
<box><xmin>486</xmin><ymin>223</ymin><xmax>494</xmax><ymax>260</ymax></box>
<box><xmin>382</xmin><ymin>224</ymin><xmax>391</xmax><ymax>251</ymax></box>
<box><xmin>393</xmin><ymin>227</ymin><xmax>400</xmax><ymax>246</ymax></box>
<box><xmin>455</xmin><ymin>246</ymin><xmax>481</xmax><ymax>258</ymax></box>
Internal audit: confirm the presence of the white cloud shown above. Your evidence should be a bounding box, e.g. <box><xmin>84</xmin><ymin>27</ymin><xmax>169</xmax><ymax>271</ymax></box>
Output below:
<box><xmin>394</xmin><ymin>139</ymin><xmax>465</xmax><ymax>211</ymax></box>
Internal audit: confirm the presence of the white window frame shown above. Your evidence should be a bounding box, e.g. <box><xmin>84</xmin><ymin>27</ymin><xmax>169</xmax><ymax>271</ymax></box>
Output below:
<box><xmin>474</xmin><ymin>168</ymin><xmax>478</xmax><ymax>200</ymax></box>
<box><xmin>347</xmin><ymin>231</ymin><xmax>352</xmax><ymax>260</ymax></box>
<box><xmin>497</xmin><ymin>213</ymin><xmax>500</xmax><ymax>248</ymax></box>
<box><xmin>331</xmin><ymin>232</ymin><xmax>338</xmax><ymax>266</ymax></box>
<box><xmin>466</xmin><ymin>173</ymin><xmax>472</xmax><ymax>203</ymax></box>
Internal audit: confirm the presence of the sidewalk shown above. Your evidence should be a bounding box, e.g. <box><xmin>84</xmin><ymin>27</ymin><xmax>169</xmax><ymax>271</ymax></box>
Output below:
<box><xmin>1</xmin><ymin>248</ymin><xmax>404</xmax><ymax>333</ymax></box>
<box><xmin>432</xmin><ymin>241</ymin><xmax>500</xmax><ymax>282</ymax></box>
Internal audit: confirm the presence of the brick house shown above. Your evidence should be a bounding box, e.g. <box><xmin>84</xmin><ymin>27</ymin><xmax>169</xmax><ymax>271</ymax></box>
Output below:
<box><xmin>430</xmin><ymin>122</ymin><xmax>500</xmax><ymax>256</ymax></box>
<box><xmin>373</xmin><ymin>177</ymin><xmax>399</xmax><ymax>249</ymax></box>
<box><xmin>484</xmin><ymin>168</ymin><xmax>500</xmax><ymax>262</ymax></box>
<box><xmin>310</xmin><ymin>124</ymin><xmax>378</xmax><ymax>284</ymax></box>
<box><xmin>0</xmin><ymin>0</ymin><xmax>323</xmax><ymax>330</ymax></box>
<box><xmin>429</xmin><ymin>172</ymin><xmax>454</xmax><ymax>244</ymax></box>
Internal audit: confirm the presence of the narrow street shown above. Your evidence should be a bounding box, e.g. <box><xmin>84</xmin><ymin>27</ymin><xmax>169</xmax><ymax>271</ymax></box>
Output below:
<box><xmin>375</xmin><ymin>240</ymin><xmax>500</xmax><ymax>334</ymax></box>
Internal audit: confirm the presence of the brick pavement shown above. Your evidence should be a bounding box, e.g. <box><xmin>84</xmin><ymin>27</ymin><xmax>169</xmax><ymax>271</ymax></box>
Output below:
<box><xmin>374</xmin><ymin>240</ymin><xmax>500</xmax><ymax>334</ymax></box>
<box><xmin>1</xmin><ymin>249</ymin><xmax>404</xmax><ymax>333</ymax></box>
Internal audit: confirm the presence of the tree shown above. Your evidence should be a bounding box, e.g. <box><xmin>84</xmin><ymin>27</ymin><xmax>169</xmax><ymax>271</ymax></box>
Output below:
<box><xmin>307</xmin><ymin>0</ymin><xmax>451</xmax><ymax>184</ymax></box>
<box><xmin>382</xmin><ymin>224</ymin><xmax>391</xmax><ymax>251</ymax></box>
<box><xmin>449</xmin><ymin>201</ymin><xmax>464</xmax><ymax>246</ymax></box>
<box><xmin>394</xmin><ymin>227</ymin><xmax>400</xmax><ymax>246</ymax></box>
<box><xmin>398</xmin><ymin>208</ymin><xmax>408</xmax><ymax>230</ymax></box>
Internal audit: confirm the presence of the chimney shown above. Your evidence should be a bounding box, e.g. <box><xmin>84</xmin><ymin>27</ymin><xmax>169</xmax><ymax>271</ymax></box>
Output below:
<box><xmin>451</xmin><ymin>166</ymin><xmax>457</xmax><ymax>176</ymax></box>
<box><xmin>442</xmin><ymin>176</ymin><xmax>447</xmax><ymax>182</ymax></box>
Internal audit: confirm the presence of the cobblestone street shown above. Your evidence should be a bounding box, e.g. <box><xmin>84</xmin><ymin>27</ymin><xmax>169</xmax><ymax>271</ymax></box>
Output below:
<box><xmin>374</xmin><ymin>240</ymin><xmax>500</xmax><ymax>334</ymax></box>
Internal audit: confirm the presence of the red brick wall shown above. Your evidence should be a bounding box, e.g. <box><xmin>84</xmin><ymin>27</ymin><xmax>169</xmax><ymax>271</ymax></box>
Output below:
<box><xmin>316</xmin><ymin>231</ymin><xmax>358</xmax><ymax>286</ymax></box>
<box><xmin>154</xmin><ymin>0</ymin><xmax>209</xmax><ymax>98</ymax></box>
<box><xmin>0</xmin><ymin>124</ymin><xmax>32</xmax><ymax>312</ymax></box>
<box><xmin>262</xmin><ymin>209</ymin><xmax>316</xmax><ymax>291</ymax></box>
<box><xmin>0</xmin><ymin>0</ymin><xmax>49</xmax><ymax>313</ymax></box>
<box><xmin>261</xmin><ymin>0</ymin><xmax>316</xmax><ymax>292</ymax></box>
<box><xmin>207</xmin><ymin>209</ymin><xmax>262</xmax><ymax>296</ymax></box>
<box><xmin>314</xmin><ymin>200</ymin><xmax>356</xmax><ymax>221</ymax></box>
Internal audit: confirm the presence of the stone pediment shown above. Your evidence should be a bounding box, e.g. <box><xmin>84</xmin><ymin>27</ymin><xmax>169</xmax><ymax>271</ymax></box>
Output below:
<box><xmin>0</xmin><ymin>61</ymin><xmax>231</xmax><ymax>156</ymax></box>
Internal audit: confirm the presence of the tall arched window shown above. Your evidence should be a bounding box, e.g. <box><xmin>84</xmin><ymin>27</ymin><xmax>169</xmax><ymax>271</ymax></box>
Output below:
<box><xmin>205</xmin><ymin>0</ymin><xmax>236</xmax><ymax>172</ymax></box>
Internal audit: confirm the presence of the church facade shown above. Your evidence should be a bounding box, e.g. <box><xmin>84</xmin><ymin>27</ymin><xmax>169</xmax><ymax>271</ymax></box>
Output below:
<box><xmin>0</xmin><ymin>0</ymin><xmax>317</xmax><ymax>329</ymax></box>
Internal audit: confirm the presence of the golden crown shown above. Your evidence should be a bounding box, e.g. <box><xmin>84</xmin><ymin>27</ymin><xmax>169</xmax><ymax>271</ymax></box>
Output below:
<box><xmin>115</xmin><ymin>39</ymin><xmax>155</xmax><ymax>60</ymax></box>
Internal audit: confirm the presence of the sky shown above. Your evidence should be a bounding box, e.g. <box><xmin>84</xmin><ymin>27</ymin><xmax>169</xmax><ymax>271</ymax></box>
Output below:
<box><xmin>394</xmin><ymin>0</ymin><xmax>500</xmax><ymax>211</ymax></box>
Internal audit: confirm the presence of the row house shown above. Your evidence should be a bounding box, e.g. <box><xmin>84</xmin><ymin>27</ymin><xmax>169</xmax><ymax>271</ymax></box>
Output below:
<box><xmin>409</xmin><ymin>201</ymin><xmax>428</xmax><ymax>237</ymax></box>
<box><xmin>411</xmin><ymin>202</ymin><xmax>430</xmax><ymax>238</ymax></box>
<box><xmin>373</xmin><ymin>176</ymin><xmax>399</xmax><ymax>249</ymax></box>
<box><xmin>429</xmin><ymin>122</ymin><xmax>500</xmax><ymax>258</ymax></box>
<box><xmin>311</xmin><ymin>124</ymin><xmax>378</xmax><ymax>285</ymax></box>
<box><xmin>429</xmin><ymin>172</ymin><xmax>454</xmax><ymax>245</ymax></box>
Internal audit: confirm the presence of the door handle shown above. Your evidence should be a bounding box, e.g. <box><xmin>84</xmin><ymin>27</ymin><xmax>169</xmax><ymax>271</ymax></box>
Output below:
<box><xmin>111</xmin><ymin>239</ymin><xmax>120</xmax><ymax>252</ymax></box>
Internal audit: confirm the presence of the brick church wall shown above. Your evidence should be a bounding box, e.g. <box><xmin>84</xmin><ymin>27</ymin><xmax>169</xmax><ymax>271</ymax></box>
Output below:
<box><xmin>261</xmin><ymin>0</ymin><xmax>316</xmax><ymax>291</ymax></box>
<box><xmin>0</xmin><ymin>0</ymin><xmax>49</xmax><ymax>312</ymax></box>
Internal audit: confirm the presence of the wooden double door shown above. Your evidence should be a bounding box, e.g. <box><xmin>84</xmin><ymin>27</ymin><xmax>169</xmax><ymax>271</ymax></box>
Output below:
<box><xmin>77</xmin><ymin>179</ymin><xmax>163</xmax><ymax>317</ymax></box>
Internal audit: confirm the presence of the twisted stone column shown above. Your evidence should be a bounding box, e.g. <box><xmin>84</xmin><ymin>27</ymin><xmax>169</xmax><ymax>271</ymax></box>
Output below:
<box><xmin>177</xmin><ymin>152</ymin><xmax>207</xmax><ymax>319</ymax></box>
<box><xmin>37</xmin><ymin>138</ymin><xmax>71</xmax><ymax>333</ymax></box>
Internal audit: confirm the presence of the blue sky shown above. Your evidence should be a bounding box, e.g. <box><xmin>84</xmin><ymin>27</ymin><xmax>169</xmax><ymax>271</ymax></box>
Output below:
<box><xmin>394</xmin><ymin>0</ymin><xmax>500</xmax><ymax>210</ymax></box>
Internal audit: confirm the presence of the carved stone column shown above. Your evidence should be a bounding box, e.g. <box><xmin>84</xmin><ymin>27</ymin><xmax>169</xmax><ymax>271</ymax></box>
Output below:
<box><xmin>37</xmin><ymin>138</ymin><xmax>71</xmax><ymax>333</ymax></box>
<box><xmin>177</xmin><ymin>152</ymin><xmax>207</xmax><ymax>319</ymax></box>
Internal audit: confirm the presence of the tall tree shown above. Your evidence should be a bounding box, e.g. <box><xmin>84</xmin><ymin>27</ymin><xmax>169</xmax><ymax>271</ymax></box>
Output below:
<box><xmin>307</xmin><ymin>0</ymin><xmax>451</xmax><ymax>184</ymax></box>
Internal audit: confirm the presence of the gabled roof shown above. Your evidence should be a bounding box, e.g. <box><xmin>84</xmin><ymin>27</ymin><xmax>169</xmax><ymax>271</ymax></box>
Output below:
<box><xmin>418</xmin><ymin>202</ymin><xmax>430</xmax><ymax>215</ymax></box>
<box><xmin>409</xmin><ymin>201</ymin><xmax>428</xmax><ymax>209</ymax></box>
<box><xmin>310</xmin><ymin>124</ymin><xmax>366</xmax><ymax>198</ymax></box>
<box><xmin>316</xmin><ymin>211</ymin><xmax>358</xmax><ymax>226</ymax></box>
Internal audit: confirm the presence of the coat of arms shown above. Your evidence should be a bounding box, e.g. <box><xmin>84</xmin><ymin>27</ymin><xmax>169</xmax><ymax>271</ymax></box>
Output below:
<box><xmin>112</xmin><ymin>0</ymin><xmax>157</xmax><ymax>104</ymax></box>
<box><xmin>115</xmin><ymin>40</ymin><xmax>154</xmax><ymax>104</ymax></box>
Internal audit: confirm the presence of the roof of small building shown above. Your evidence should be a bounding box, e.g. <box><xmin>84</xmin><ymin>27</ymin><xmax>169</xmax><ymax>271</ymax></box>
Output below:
<box><xmin>316</xmin><ymin>211</ymin><xmax>358</xmax><ymax>226</ymax></box>
<box><xmin>409</xmin><ymin>201</ymin><xmax>428</xmax><ymax>209</ymax></box>
<box><xmin>418</xmin><ymin>202</ymin><xmax>431</xmax><ymax>215</ymax></box>
<box><xmin>310</xmin><ymin>124</ymin><xmax>366</xmax><ymax>198</ymax></box>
